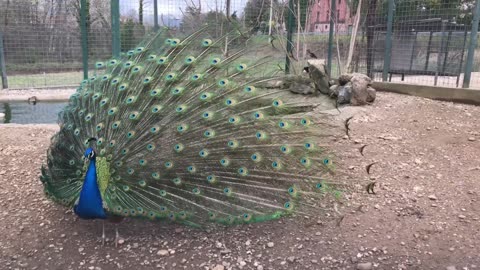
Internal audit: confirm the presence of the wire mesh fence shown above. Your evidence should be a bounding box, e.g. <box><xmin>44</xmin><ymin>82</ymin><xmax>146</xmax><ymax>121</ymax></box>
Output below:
<box><xmin>0</xmin><ymin>0</ymin><xmax>479</xmax><ymax>90</ymax></box>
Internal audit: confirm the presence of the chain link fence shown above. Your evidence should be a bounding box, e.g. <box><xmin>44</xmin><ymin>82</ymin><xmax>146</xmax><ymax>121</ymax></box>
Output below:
<box><xmin>0</xmin><ymin>0</ymin><xmax>479</xmax><ymax>90</ymax></box>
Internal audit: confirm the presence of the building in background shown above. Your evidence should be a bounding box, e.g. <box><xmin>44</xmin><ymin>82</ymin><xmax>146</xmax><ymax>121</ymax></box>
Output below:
<box><xmin>309</xmin><ymin>0</ymin><xmax>353</xmax><ymax>33</ymax></box>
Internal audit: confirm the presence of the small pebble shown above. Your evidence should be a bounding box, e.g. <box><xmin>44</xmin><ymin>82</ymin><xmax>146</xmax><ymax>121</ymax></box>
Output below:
<box><xmin>357</xmin><ymin>262</ymin><xmax>373</xmax><ymax>270</ymax></box>
<box><xmin>267</xmin><ymin>242</ymin><xmax>274</xmax><ymax>248</ymax></box>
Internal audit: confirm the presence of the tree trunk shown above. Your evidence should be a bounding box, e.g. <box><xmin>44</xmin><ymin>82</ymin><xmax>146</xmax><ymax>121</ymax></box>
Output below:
<box><xmin>366</xmin><ymin>0</ymin><xmax>377</xmax><ymax>78</ymax></box>
<box><xmin>139</xmin><ymin>0</ymin><xmax>143</xmax><ymax>25</ymax></box>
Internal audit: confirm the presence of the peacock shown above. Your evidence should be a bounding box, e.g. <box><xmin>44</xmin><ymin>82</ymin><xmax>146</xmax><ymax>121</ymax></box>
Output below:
<box><xmin>40</xmin><ymin>25</ymin><xmax>342</xmax><ymax>246</ymax></box>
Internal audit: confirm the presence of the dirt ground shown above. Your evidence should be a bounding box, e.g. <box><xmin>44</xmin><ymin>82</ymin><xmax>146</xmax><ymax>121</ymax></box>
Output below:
<box><xmin>0</xmin><ymin>92</ymin><xmax>479</xmax><ymax>270</ymax></box>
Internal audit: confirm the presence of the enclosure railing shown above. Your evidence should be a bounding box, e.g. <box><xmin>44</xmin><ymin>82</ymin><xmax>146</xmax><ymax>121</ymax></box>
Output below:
<box><xmin>0</xmin><ymin>0</ymin><xmax>479</xmax><ymax>90</ymax></box>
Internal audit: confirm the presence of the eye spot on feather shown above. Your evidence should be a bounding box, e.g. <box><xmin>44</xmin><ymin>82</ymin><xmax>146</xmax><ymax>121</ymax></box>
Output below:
<box><xmin>150</xmin><ymin>125</ymin><xmax>160</xmax><ymax>134</ymax></box>
<box><xmin>127</xmin><ymin>168</ymin><xmax>134</xmax><ymax>175</ymax></box>
<box><xmin>304</xmin><ymin>142</ymin><xmax>314</xmax><ymax>150</ymax></box>
<box><xmin>315</xmin><ymin>183</ymin><xmax>323</xmax><ymax>189</ymax></box>
<box><xmin>284</xmin><ymin>201</ymin><xmax>294</xmax><ymax>211</ymax></box>
<box><xmin>202</xmin><ymin>111</ymin><xmax>213</xmax><ymax>119</ymax></box>
<box><xmin>227</xmin><ymin>140</ymin><xmax>239</xmax><ymax>149</ymax></box>
<box><xmin>300</xmin><ymin>157</ymin><xmax>311</xmax><ymax>167</ymax></box>
<box><xmin>187</xmin><ymin>165</ymin><xmax>196</xmax><ymax>173</ymax></box>
<box><xmin>206</xmin><ymin>175</ymin><xmax>217</xmax><ymax>184</ymax></box>
<box><xmin>125</xmin><ymin>96</ymin><xmax>137</xmax><ymax>104</ymax></box>
<box><xmin>126</xmin><ymin>131</ymin><xmax>135</xmax><ymax>139</ymax></box>
<box><xmin>191</xmin><ymin>74</ymin><xmax>202</xmax><ymax>81</ymax></box>
<box><xmin>174</xmin><ymin>143</ymin><xmax>184</xmax><ymax>152</ymax></box>
<box><xmin>95</xmin><ymin>62</ymin><xmax>105</xmax><ymax>69</ymax></box>
<box><xmin>323</xmin><ymin>158</ymin><xmax>331</xmax><ymax>165</ymax></box>
<box><xmin>152</xmin><ymin>172</ymin><xmax>160</xmax><ymax>180</ymax></box>
<box><xmin>253</xmin><ymin>112</ymin><xmax>264</xmax><ymax>120</ymax></box>
<box><xmin>272</xmin><ymin>99</ymin><xmax>283</xmax><ymax>107</ymax></box>
<box><xmin>146</xmin><ymin>144</ymin><xmax>155</xmax><ymax>151</ymax></box>
<box><xmin>200</xmin><ymin>92</ymin><xmax>211</xmax><ymax>100</ymax></box>
<box><xmin>92</xmin><ymin>93</ymin><xmax>101</xmax><ymax>100</ymax></box>
<box><xmin>138</xmin><ymin>180</ymin><xmax>147</xmax><ymax>187</ymax></box>
<box><xmin>220</xmin><ymin>158</ymin><xmax>230</xmax><ymax>167</ymax></box>
<box><xmin>192</xmin><ymin>188</ymin><xmax>201</xmax><ymax>195</ymax></box>
<box><xmin>243</xmin><ymin>213</ymin><xmax>252</xmax><ymax>222</ymax></box>
<box><xmin>147</xmin><ymin>54</ymin><xmax>156</xmax><ymax>61</ymax></box>
<box><xmin>208</xmin><ymin>212</ymin><xmax>216</xmax><ymax>220</ymax></box>
<box><xmin>238</xmin><ymin>167</ymin><xmax>248</xmax><ymax>176</ymax></box>
<box><xmin>96</xmin><ymin>138</ymin><xmax>104</xmax><ymax>146</ymax></box>
<box><xmin>218</xmin><ymin>79</ymin><xmax>228</xmax><ymax>87</ymax></box>
<box><xmin>74</xmin><ymin>129</ymin><xmax>80</xmax><ymax>136</ymax></box>
<box><xmin>159</xmin><ymin>190</ymin><xmax>167</xmax><ymax>196</ymax></box>
<box><xmin>69</xmin><ymin>160</ymin><xmax>75</xmax><ymax>166</ymax></box>
<box><xmin>278</xmin><ymin>121</ymin><xmax>289</xmax><ymax>128</ymax></box>
<box><xmin>164</xmin><ymin>161</ymin><xmax>173</xmax><ymax>169</ymax></box>
<box><xmin>300</xmin><ymin>118</ymin><xmax>311</xmax><ymax>126</ymax></box>
<box><xmin>128</xmin><ymin>111</ymin><xmax>140</xmax><ymax>120</ymax></box>
<box><xmin>100</xmin><ymin>98</ymin><xmax>108</xmax><ymax>107</ymax></box>
<box><xmin>157</xmin><ymin>56</ymin><xmax>168</xmax><ymax>65</ymax></box>
<box><xmin>115</xmin><ymin>161</ymin><xmax>123</xmax><ymax>167</ymax></box>
<box><xmin>165</xmin><ymin>73</ymin><xmax>176</xmax><ymax>81</ymax></box>
<box><xmin>101</xmin><ymin>74</ymin><xmax>110</xmax><ymax>81</ymax></box>
<box><xmin>139</xmin><ymin>159</ymin><xmax>147</xmax><ymax>166</ymax></box>
<box><xmin>202</xmin><ymin>39</ymin><xmax>212</xmax><ymax>47</ymax></box>
<box><xmin>84</xmin><ymin>113</ymin><xmax>93</xmax><ymax>122</ymax></box>
<box><xmin>171</xmin><ymin>87</ymin><xmax>184</xmax><ymax>95</ymax></box>
<box><xmin>272</xmin><ymin>161</ymin><xmax>282</xmax><ymax>169</ymax></box>
<box><xmin>177</xmin><ymin>124</ymin><xmax>188</xmax><ymax>133</ymax></box>
<box><xmin>150</xmin><ymin>89</ymin><xmax>162</xmax><ymax>97</ymax></box>
<box><xmin>151</xmin><ymin>105</ymin><xmax>163</xmax><ymax>113</ymax></box>
<box><xmin>175</xmin><ymin>105</ymin><xmax>186</xmax><ymax>113</ymax></box>
<box><xmin>223</xmin><ymin>187</ymin><xmax>232</xmax><ymax>196</ymax></box>
<box><xmin>172</xmin><ymin>177</ymin><xmax>182</xmax><ymax>186</ymax></box>
<box><xmin>236</xmin><ymin>63</ymin><xmax>247</xmax><ymax>71</ymax></box>
<box><xmin>184</xmin><ymin>56</ymin><xmax>195</xmax><ymax>64</ymax></box>
<box><xmin>225</xmin><ymin>98</ymin><xmax>236</xmax><ymax>106</ymax></box>
<box><xmin>143</xmin><ymin>77</ymin><xmax>152</xmax><ymax>84</ymax></box>
<box><xmin>132</xmin><ymin>66</ymin><xmax>142</xmax><ymax>73</ymax></box>
<box><xmin>111</xmin><ymin>121</ymin><xmax>121</xmax><ymax>129</ymax></box>
<box><xmin>203</xmin><ymin>129</ymin><xmax>215</xmax><ymax>138</ymax></box>
<box><xmin>210</xmin><ymin>58</ymin><xmax>221</xmax><ymax>66</ymax></box>
<box><xmin>255</xmin><ymin>131</ymin><xmax>267</xmax><ymax>140</ymax></box>
<box><xmin>118</xmin><ymin>83</ymin><xmax>128</xmax><ymax>91</ymax></box>
<box><xmin>108</xmin><ymin>59</ymin><xmax>118</xmax><ymax>66</ymax></box>
<box><xmin>288</xmin><ymin>186</ymin><xmax>298</xmax><ymax>197</ymax></box>
<box><xmin>127</xmin><ymin>50</ymin><xmax>134</xmax><ymax>56</ymax></box>
<box><xmin>109</xmin><ymin>140</ymin><xmax>116</xmax><ymax>147</ymax></box>
<box><xmin>244</xmin><ymin>85</ymin><xmax>255</xmax><ymax>93</ymax></box>
<box><xmin>250</xmin><ymin>153</ymin><xmax>261</xmax><ymax>162</ymax></box>
<box><xmin>108</xmin><ymin>108</ymin><xmax>118</xmax><ymax>116</ymax></box>
<box><xmin>199</xmin><ymin>149</ymin><xmax>209</xmax><ymax>158</ymax></box>
<box><xmin>280</xmin><ymin>145</ymin><xmax>291</xmax><ymax>154</ymax></box>
<box><xmin>228</xmin><ymin>116</ymin><xmax>240</xmax><ymax>124</ymax></box>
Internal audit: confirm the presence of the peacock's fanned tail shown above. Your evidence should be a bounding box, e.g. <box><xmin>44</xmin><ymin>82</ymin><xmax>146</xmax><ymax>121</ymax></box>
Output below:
<box><xmin>41</xmin><ymin>26</ymin><xmax>340</xmax><ymax>227</ymax></box>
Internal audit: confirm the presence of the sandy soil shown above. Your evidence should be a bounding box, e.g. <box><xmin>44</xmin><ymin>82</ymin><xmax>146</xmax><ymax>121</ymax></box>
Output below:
<box><xmin>0</xmin><ymin>92</ymin><xmax>479</xmax><ymax>270</ymax></box>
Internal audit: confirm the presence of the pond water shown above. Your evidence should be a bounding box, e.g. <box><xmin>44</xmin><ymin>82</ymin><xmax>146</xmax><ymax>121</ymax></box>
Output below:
<box><xmin>1</xmin><ymin>102</ymin><xmax>68</xmax><ymax>124</ymax></box>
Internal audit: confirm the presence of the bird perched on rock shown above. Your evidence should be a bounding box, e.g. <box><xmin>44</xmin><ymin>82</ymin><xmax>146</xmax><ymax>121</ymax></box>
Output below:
<box><xmin>40</xmin><ymin>26</ymin><xmax>342</xmax><ymax>244</ymax></box>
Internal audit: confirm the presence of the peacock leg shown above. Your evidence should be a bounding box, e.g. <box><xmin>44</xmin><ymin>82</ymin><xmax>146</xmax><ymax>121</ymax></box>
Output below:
<box><xmin>102</xmin><ymin>220</ymin><xmax>105</xmax><ymax>246</ymax></box>
<box><xmin>115</xmin><ymin>225</ymin><xmax>119</xmax><ymax>248</ymax></box>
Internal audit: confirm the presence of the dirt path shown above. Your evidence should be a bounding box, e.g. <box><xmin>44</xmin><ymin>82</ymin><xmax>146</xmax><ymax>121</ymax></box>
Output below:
<box><xmin>0</xmin><ymin>92</ymin><xmax>479</xmax><ymax>270</ymax></box>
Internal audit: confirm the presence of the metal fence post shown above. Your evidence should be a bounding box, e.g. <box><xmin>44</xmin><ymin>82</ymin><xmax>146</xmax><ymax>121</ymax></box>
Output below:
<box><xmin>80</xmin><ymin>0</ymin><xmax>88</xmax><ymax>80</ymax></box>
<box><xmin>463</xmin><ymin>0</ymin><xmax>480</xmax><ymax>88</ymax></box>
<box><xmin>153</xmin><ymin>0</ymin><xmax>159</xmax><ymax>31</ymax></box>
<box><xmin>0</xmin><ymin>32</ymin><xmax>8</xmax><ymax>89</ymax></box>
<box><xmin>111</xmin><ymin>0</ymin><xmax>121</xmax><ymax>58</ymax></box>
<box><xmin>285</xmin><ymin>0</ymin><xmax>295</xmax><ymax>74</ymax></box>
<box><xmin>327</xmin><ymin>0</ymin><xmax>336</xmax><ymax>75</ymax></box>
<box><xmin>382</xmin><ymin>0</ymin><xmax>394</xmax><ymax>82</ymax></box>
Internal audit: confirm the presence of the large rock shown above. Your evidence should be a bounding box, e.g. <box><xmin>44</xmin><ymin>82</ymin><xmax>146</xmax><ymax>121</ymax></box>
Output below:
<box><xmin>337</xmin><ymin>82</ymin><xmax>353</xmax><ymax>104</ymax></box>
<box><xmin>307</xmin><ymin>59</ymin><xmax>330</xmax><ymax>95</ymax></box>
<box><xmin>329</xmin><ymin>85</ymin><xmax>339</xmax><ymax>97</ymax></box>
<box><xmin>280</xmin><ymin>75</ymin><xmax>317</xmax><ymax>95</ymax></box>
<box><xmin>350</xmin><ymin>73</ymin><xmax>373</xmax><ymax>106</ymax></box>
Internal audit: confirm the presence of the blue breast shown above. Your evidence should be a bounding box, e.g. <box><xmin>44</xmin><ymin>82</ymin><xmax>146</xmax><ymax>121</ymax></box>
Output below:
<box><xmin>74</xmin><ymin>159</ymin><xmax>107</xmax><ymax>219</ymax></box>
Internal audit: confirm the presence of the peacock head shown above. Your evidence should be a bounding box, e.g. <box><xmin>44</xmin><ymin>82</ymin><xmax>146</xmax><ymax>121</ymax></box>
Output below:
<box><xmin>84</xmin><ymin>148</ymin><xmax>96</xmax><ymax>161</ymax></box>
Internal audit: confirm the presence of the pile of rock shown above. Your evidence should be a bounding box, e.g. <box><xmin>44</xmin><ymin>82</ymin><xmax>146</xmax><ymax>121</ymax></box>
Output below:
<box><xmin>306</xmin><ymin>59</ymin><xmax>376</xmax><ymax>105</ymax></box>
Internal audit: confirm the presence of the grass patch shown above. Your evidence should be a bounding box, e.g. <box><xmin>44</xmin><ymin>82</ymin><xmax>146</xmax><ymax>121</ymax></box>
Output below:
<box><xmin>4</xmin><ymin>71</ymin><xmax>83</xmax><ymax>89</ymax></box>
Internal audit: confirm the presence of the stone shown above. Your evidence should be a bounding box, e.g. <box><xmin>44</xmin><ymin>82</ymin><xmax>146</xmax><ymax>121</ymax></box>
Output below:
<box><xmin>446</xmin><ymin>266</ymin><xmax>457</xmax><ymax>270</ymax></box>
<box><xmin>0</xmin><ymin>113</ymin><xmax>4</xmax><ymax>120</ymax></box>
<box><xmin>157</xmin><ymin>250</ymin><xmax>169</xmax><ymax>256</ymax></box>
<box><xmin>307</xmin><ymin>59</ymin><xmax>330</xmax><ymax>94</ymax></box>
<box><xmin>281</xmin><ymin>75</ymin><xmax>317</xmax><ymax>95</ymax></box>
<box><xmin>428</xmin><ymin>195</ymin><xmax>437</xmax><ymax>201</ymax></box>
<box><xmin>329</xmin><ymin>85</ymin><xmax>339</xmax><ymax>97</ymax></box>
<box><xmin>287</xmin><ymin>256</ymin><xmax>296</xmax><ymax>263</ymax></box>
<box><xmin>337</xmin><ymin>82</ymin><xmax>353</xmax><ymax>104</ymax></box>
<box><xmin>350</xmin><ymin>73</ymin><xmax>372</xmax><ymax>106</ymax></box>
<box><xmin>267</xmin><ymin>242</ymin><xmax>274</xmax><ymax>248</ymax></box>
<box><xmin>356</xmin><ymin>262</ymin><xmax>373</xmax><ymax>270</ymax></box>
<box><xmin>212</xmin><ymin>265</ymin><xmax>225</xmax><ymax>270</ymax></box>
<box><xmin>468</xmin><ymin>137</ymin><xmax>476</xmax><ymax>141</ymax></box>
<box><xmin>338</xmin><ymin>74</ymin><xmax>353</xmax><ymax>86</ymax></box>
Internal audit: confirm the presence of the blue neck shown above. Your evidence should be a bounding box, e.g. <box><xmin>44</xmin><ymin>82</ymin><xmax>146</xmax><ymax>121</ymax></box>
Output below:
<box><xmin>74</xmin><ymin>159</ymin><xmax>107</xmax><ymax>219</ymax></box>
